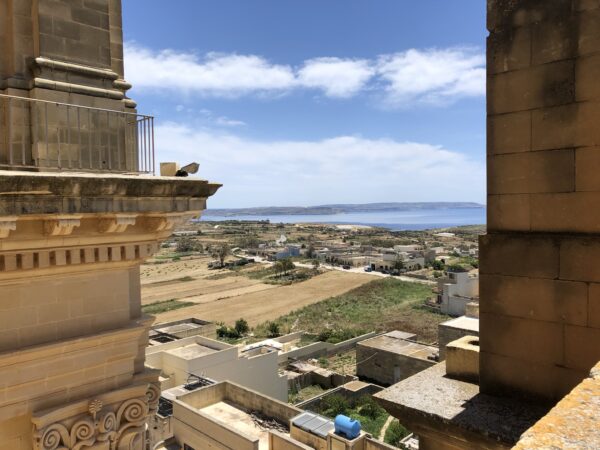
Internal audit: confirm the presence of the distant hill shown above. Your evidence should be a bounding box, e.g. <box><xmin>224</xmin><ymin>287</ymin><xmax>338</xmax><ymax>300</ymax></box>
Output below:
<box><xmin>204</xmin><ymin>202</ymin><xmax>485</xmax><ymax>217</ymax></box>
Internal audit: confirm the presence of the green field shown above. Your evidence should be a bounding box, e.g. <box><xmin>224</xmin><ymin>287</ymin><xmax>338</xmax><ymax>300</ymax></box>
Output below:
<box><xmin>142</xmin><ymin>299</ymin><xmax>195</xmax><ymax>315</ymax></box>
<box><xmin>255</xmin><ymin>278</ymin><xmax>448</xmax><ymax>343</ymax></box>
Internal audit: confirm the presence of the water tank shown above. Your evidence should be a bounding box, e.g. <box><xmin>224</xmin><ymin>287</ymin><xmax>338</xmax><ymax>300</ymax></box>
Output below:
<box><xmin>334</xmin><ymin>415</ymin><xmax>361</xmax><ymax>440</ymax></box>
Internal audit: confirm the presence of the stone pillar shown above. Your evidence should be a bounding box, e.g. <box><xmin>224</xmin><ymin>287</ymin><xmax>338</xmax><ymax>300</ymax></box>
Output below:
<box><xmin>481</xmin><ymin>0</ymin><xmax>600</xmax><ymax>402</ymax></box>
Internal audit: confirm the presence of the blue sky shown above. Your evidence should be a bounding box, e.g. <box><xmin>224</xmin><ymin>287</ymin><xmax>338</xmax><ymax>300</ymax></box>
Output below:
<box><xmin>122</xmin><ymin>1</ymin><xmax>487</xmax><ymax>208</ymax></box>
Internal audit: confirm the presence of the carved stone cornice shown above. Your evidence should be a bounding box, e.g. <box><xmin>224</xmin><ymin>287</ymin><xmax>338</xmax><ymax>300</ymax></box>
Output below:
<box><xmin>140</xmin><ymin>213</ymin><xmax>198</xmax><ymax>232</ymax></box>
<box><xmin>0</xmin><ymin>217</ymin><xmax>17</xmax><ymax>239</ymax></box>
<box><xmin>0</xmin><ymin>241</ymin><xmax>159</xmax><ymax>273</ymax></box>
<box><xmin>32</xmin><ymin>383</ymin><xmax>153</xmax><ymax>450</ymax></box>
<box><xmin>44</xmin><ymin>216</ymin><xmax>82</xmax><ymax>236</ymax></box>
<box><xmin>98</xmin><ymin>214</ymin><xmax>138</xmax><ymax>234</ymax></box>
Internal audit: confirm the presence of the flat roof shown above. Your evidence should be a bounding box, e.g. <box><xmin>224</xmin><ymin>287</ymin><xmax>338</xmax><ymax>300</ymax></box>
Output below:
<box><xmin>156</xmin><ymin>322</ymin><xmax>206</xmax><ymax>334</ymax></box>
<box><xmin>440</xmin><ymin>316</ymin><xmax>479</xmax><ymax>333</ymax></box>
<box><xmin>360</xmin><ymin>332</ymin><xmax>436</xmax><ymax>361</ymax></box>
<box><xmin>201</xmin><ymin>401</ymin><xmax>289</xmax><ymax>450</ymax></box>
<box><xmin>165</xmin><ymin>343</ymin><xmax>218</xmax><ymax>360</ymax></box>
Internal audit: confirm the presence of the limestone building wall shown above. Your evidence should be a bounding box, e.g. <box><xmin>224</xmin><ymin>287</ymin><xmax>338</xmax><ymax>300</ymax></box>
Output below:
<box><xmin>0</xmin><ymin>2</ymin><xmax>221</xmax><ymax>449</ymax></box>
<box><xmin>356</xmin><ymin>343</ymin><xmax>436</xmax><ymax>386</ymax></box>
<box><xmin>481</xmin><ymin>0</ymin><xmax>600</xmax><ymax>401</ymax></box>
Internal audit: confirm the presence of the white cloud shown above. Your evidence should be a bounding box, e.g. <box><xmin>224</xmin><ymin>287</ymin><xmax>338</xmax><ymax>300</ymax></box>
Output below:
<box><xmin>155</xmin><ymin>123</ymin><xmax>484</xmax><ymax>208</ymax></box>
<box><xmin>125</xmin><ymin>45</ymin><xmax>296</xmax><ymax>96</ymax></box>
<box><xmin>125</xmin><ymin>43</ymin><xmax>485</xmax><ymax>106</ymax></box>
<box><xmin>215</xmin><ymin>116</ymin><xmax>246</xmax><ymax>127</ymax></box>
<box><xmin>377</xmin><ymin>48</ymin><xmax>486</xmax><ymax>106</ymax></box>
<box><xmin>298</xmin><ymin>57</ymin><xmax>375</xmax><ymax>98</ymax></box>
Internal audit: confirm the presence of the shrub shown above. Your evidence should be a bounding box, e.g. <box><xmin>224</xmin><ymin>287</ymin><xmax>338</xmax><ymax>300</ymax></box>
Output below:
<box><xmin>234</xmin><ymin>318</ymin><xmax>249</xmax><ymax>336</ymax></box>
<box><xmin>431</xmin><ymin>260</ymin><xmax>445</xmax><ymax>271</ymax></box>
<box><xmin>384</xmin><ymin>420</ymin><xmax>410</xmax><ymax>446</ymax></box>
<box><xmin>267</xmin><ymin>322</ymin><xmax>280</xmax><ymax>338</ymax></box>
<box><xmin>320</xmin><ymin>395</ymin><xmax>350</xmax><ymax>417</ymax></box>
<box><xmin>217</xmin><ymin>323</ymin><xmax>240</xmax><ymax>339</ymax></box>
<box><xmin>356</xmin><ymin>395</ymin><xmax>385</xmax><ymax>420</ymax></box>
<box><xmin>176</xmin><ymin>237</ymin><xmax>202</xmax><ymax>253</ymax></box>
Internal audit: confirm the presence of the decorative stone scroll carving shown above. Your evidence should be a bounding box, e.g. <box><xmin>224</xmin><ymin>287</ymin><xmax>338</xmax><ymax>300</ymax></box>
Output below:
<box><xmin>140</xmin><ymin>213</ymin><xmax>197</xmax><ymax>232</ymax></box>
<box><xmin>32</xmin><ymin>384</ymin><xmax>153</xmax><ymax>450</ymax></box>
<box><xmin>44</xmin><ymin>216</ymin><xmax>82</xmax><ymax>236</ymax></box>
<box><xmin>98</xmin><ymin>214</ymin><xmax>138</xmax><ymax>234</ymax></box>
<box><xmin>0</xmin><ymin>216</ymin><xmax>17</xmax><ymax>238</ymax></box>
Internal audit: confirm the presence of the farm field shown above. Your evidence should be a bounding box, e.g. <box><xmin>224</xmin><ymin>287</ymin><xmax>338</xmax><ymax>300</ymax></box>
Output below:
<box><xmin>144</xmin><ymin>264</ymin><xmax>373</xmax><ymax>326</ymax></box>
<box><xmin>254</xmin><ymin>277</ymin><xmax>448</xmax><ymax>343</ymax></box>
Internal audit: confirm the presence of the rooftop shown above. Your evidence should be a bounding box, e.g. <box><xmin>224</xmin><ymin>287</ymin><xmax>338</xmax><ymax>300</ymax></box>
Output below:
<box><xmin>204</xmin><ymin>401</ymin><xmax>289</xmax><ymax>450</ymax></box>
<box><xmin>360</xmin><ymin>332</ymin><xmax>436</xmax><ymax>361</ymax></box>
<box><xmin>513</xmin><ymin>362</ymin><xmax>600</xmax><ymax>450</ymax></box>
<box><xmin>165</xmin><ymin>342</ymin><xmax>219</xmax><ymax>360</ymax></box>
<box><xmin>440</xmin><ymin>316</ymin><xmax>479</xmax><ymax>333</ymax></box>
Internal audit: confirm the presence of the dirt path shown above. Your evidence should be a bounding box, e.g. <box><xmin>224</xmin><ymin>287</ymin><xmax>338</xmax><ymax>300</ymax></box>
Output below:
<box><xmin>153</xmin><ymin>270</ymin><xmax>372</xmax><ymax>326</ymax></box>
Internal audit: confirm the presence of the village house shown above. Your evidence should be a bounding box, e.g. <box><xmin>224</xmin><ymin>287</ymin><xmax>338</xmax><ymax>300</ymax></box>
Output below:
<box><xmin>434</xmin><ymin>269</ymin><xmax>479</xmax><ymax>316</ymax></box>
<box><xmin>146</xmin><ymin>335</ymin><xmax>288</xmax><ymax>401</ymax></box>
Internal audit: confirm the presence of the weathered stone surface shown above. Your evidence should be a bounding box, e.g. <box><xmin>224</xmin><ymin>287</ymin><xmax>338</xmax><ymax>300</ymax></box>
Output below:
<box><xmin>487</xmin><ymin>111</ymin><xmax>531</xmax><ymax>155</ymax></box>
<box><xmin>487</xmin><ymin>194</ymin><xmax>530</xmax><ymax>231</ymax></box>
<box><xmin>0</xmin><ymin>171</ymin><xmax>221</xmax><ymax>215</ymax></box>
<box><xmin>488</xmin><ymin>60</ymin><xmax>575</xmax><ymax>115</ymax></box>
<box><xmin>375</xmin><ymin>363</ymin><xmax>548</xmax><ymax>448</ymax></box>
<box><xmin>480</xmin><ymin>274</ymin><xmax>588</xmax><ymax>326</ymax></box>
<box><xmin>488</xmin><ymin>149</ymin><xmax>574</xmax><ymax>195</ymax></box>
<box><xmin>479</xmin><ymin>234</ymin><xmax>559</xmax><ymax>279</ymax></box>
<box><xmin>513</xmin><ymin>362</ymin><xmax>600</xmax><ymax>450</ymax></box>
<box><xmin>445</xmin><ymin>336</ymin><xmax>480</xmax><ymax>383</ymax></box>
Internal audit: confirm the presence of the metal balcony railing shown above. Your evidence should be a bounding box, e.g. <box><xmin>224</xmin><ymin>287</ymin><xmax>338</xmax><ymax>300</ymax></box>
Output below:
<box><xmin>0</xmin><ymin>93</ymin><xmax>155</xmax><ymax>174</ymax></box>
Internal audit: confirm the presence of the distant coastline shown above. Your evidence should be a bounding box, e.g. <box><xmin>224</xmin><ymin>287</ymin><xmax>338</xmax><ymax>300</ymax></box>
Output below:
<box><xmin>204</xmin><ymin>202</ymin><xmax>485</xmax><ymax>217</ymax></box>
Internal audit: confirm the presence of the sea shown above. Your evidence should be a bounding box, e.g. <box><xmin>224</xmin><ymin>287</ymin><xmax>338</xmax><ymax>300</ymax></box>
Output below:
<box><xmin>200</xmin><ymin>207</ymin><xmax>486</xmax><ymax>231</ymax></box>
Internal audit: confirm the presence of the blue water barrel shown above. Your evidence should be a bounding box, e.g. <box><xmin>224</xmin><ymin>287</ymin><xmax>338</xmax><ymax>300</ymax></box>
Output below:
<box><xmin>334</xmin><ymin>415</ymin><xmax>361</xmax><ymax>440</ymax></box>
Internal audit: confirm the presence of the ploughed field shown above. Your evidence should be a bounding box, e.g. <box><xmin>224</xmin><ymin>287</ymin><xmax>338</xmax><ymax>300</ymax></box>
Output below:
<box><xmin>141</xmin><ymin>258</ymin><xmax>372</xmax><ymax>326</ymax></box>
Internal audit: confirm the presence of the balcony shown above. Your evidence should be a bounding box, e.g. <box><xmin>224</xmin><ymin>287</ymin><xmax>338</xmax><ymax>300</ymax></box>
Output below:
<box><xmin>0</xmin><ymin>93</ymin><xmax>154</xmax><ymax>174</ymax></box>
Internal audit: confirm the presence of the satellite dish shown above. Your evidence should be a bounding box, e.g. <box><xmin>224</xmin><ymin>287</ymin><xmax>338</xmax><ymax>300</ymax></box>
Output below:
<box><xmin>175</xmin><ymin>162</ymin><xmax>200</xmax><ymax>177</ymax></box>
<box><xmin>181</xmin><ymin>162</ymin><xmax>199</xmax><ymax>174</ymax></box>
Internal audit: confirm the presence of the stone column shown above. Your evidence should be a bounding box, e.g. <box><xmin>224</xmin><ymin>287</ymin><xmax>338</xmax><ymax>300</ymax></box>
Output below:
<box><xmin>481</xmin><ymin>0</ymin><xmax>600</xmax><ymax>402</ymax></box>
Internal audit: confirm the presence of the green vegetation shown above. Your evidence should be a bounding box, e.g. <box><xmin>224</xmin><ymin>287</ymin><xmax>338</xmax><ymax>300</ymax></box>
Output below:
<box><xmin>458</xmin><ymin>256</ymin><xmax>479</xmax><ymax>269</ymax></box>
<box><xmin>316</xmin><ymin>395</ymin><xmax>389</xmax><ymax>437</ymax></box>
<box><xmin>142</xmin><ymin>299</ymin><xmax>195</xmax><ymax>314</ymax></box>
<box><xmin>246</xmin><ymin>265</ymin><xmax>318</xmax><ymax>286</ymax></box>
<box><xmin>216</xmin><ymin>318</ymin><xmax>250</xmax><ymax>340</ymax></box>
<box><xmin>254</xmin><ymin>278</ymin><xmax>447</xmax><ymax>342</ymax></box>
<box><xmin>235</xmin><ymin>318</ymin><xmax>250</xmax><ymax>335</ymax></box>
<box><xmin>384</xmin><ymin>419</ymin><xmax>410</xmax><ymax>446</ymax></box>
<box><xmin>288</xmin><ymin>384</ymin><xmax>326</xmax><ymax>404</ymax></box>
<box><xmin>266</xmin><ymin>321</ymin><xmax>281</xmax><ymax>337</ymax></box>
<box><xmin>176</xmin><ymin>237</ymin><xmax>203</xmax><ymax>253</ymax></box>
<box><xmin>154</xmin><ymin>251</ymin><xmax>194</xmax><ymax>260</ymax></box>
<box><xmin>210</xmin><ymin>243</ymin><xmax>230</xmax><ymax>267</ymax></box>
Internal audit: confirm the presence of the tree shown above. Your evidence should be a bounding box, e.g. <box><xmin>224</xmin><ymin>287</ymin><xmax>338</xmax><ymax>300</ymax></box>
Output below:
<box><xmin>212</xmin><ymin>243</ymin><xmax>230</xmax><ymax>267</ymax></box>
<box><xmin>393</xmin><ymin>257</ymin><xmax>404</xmax><ymax>271</ymax></box>
<box><xmin>234</xmin><ymin>318</ymin><xmax>249</xmax><ymax>336</ymax></box>
<box><xmin>281</xmin><ymin>258</ymin><xmax>295</xmax><ymax>275</ymax></box>
<box><xmin>176</xmin><ymin>237</ymin><xmax>202</xmax><ymax>253</ymax></box>
<box><xmin>306</xmin><ymin>244</ymin><xmax>315</xmax><ymax>258</ymax></box>
<box><xmin>312</xmin><ymin>259</ymin><xmax>320</xmax><ymax>270</ymax></box>
<box><xmin>432</xmin><ymin>260</ymin><xmax>445</xmax><ymax>271</ymax></box>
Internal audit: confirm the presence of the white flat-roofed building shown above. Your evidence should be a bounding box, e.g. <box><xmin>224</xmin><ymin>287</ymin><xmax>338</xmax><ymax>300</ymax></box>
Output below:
<box><xmin>146</xmin><ymin>335</ymin><xmax>288</xmax><ymax>401</ymax></box>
